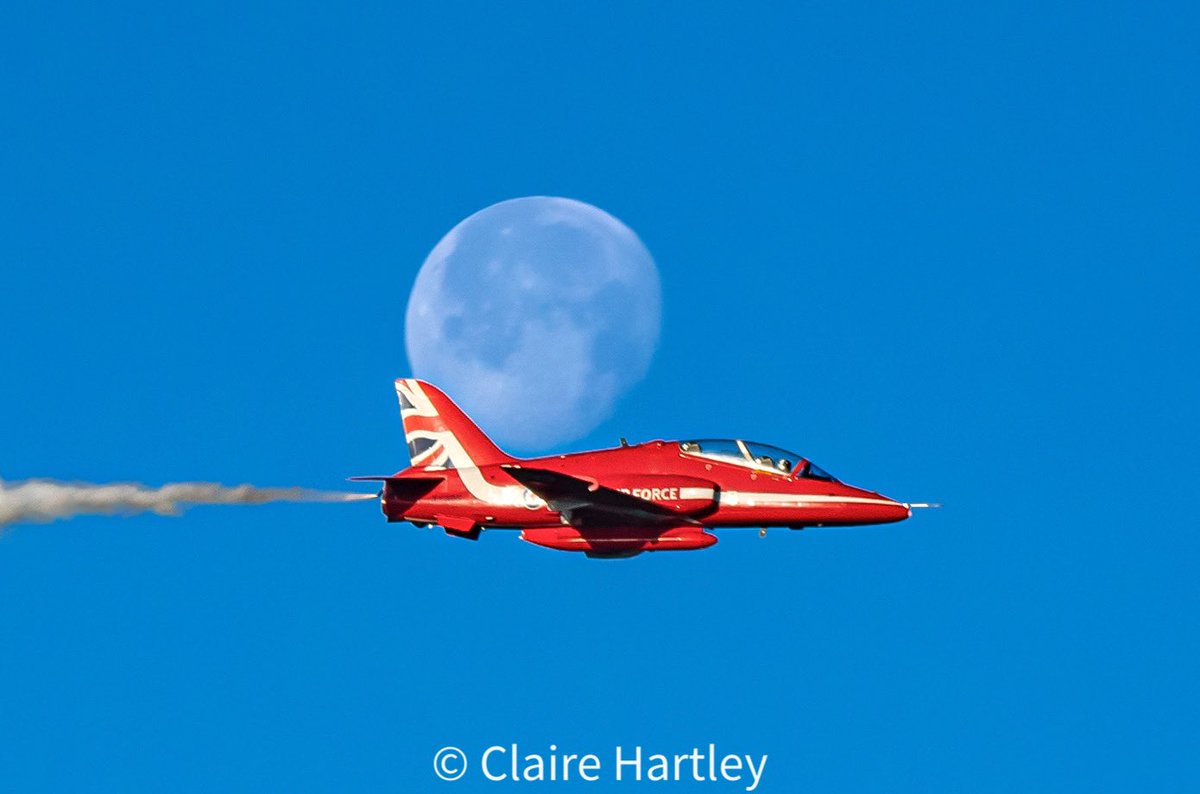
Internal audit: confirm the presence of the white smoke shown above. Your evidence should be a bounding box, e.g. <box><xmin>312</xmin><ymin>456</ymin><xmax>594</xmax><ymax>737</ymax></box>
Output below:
<box><xmin>0</xmin><ymin>478</ymin><xmax>375</xmax><ymax>530</ymax></box>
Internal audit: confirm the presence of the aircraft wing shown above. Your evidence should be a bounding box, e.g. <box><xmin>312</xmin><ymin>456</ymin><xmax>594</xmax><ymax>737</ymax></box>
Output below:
<box><xmin>501</xmin><ymin>465</ymin><xmax>699</xmax><ymax>528</ymax></box>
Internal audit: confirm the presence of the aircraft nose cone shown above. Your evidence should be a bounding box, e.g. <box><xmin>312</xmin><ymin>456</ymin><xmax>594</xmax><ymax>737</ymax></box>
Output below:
<box><xmin>880</xmin><ymin>495</ymin><xmax>910</xmax><ymax>523</ymax></box>
<box><xmin>854</xmin><ymin>488</ymin><xmax>909</xmax><ymax>524</ymax></box>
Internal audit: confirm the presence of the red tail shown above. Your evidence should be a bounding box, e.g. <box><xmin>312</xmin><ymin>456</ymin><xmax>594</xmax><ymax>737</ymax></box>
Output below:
<box><xmin>394</xmin><ymin>379</ymin><xmax>514</xmax><ymax>469</ymax></box>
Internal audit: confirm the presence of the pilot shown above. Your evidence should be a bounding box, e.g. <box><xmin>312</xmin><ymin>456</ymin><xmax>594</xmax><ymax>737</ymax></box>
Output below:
<box><xmin>776</xmin><ymin>459</ymin><xmax>792</xmax><ymax>474</ymax></box>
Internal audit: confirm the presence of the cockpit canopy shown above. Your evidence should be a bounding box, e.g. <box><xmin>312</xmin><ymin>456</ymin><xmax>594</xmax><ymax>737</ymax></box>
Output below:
<box><xmin>678</xmin><ymin>439</ymin><xmax>836</xmax><ymax>481</ymax></box>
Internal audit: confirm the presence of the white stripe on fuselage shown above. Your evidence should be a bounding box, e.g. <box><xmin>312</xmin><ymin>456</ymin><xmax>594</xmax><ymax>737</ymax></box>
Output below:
<box><xmin>719</xmin><ymin>492</ymin><xmax>898</xmax><ymax>508</ymax></box>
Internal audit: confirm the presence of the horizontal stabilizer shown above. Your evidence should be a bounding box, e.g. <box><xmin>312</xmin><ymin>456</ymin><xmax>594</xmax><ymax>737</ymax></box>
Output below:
<box><xmin>346</xmin><ymin>475</ymin><xmax>442</xmax><ymax>500</ymax></box>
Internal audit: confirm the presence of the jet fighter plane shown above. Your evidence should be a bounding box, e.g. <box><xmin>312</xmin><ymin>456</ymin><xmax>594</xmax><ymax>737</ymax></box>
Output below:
<box><xmin>352</xmin><ymin>379</ymin><xmax>934</xmax><ymax>557</ymax></box>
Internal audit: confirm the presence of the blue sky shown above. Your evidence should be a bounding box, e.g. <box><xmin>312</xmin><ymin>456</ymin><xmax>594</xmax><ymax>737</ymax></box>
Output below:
<box><xmin>1</xmin><ymin>1</ymin><xmax>1197</xmax><ymax>791</ymax></box>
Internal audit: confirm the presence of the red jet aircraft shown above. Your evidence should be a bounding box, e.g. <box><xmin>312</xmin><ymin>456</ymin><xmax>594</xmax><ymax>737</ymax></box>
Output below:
<box><xmin>353</xmin><ymin>379</ymin><xmax>934</xmax><ymax>557</ymax></box>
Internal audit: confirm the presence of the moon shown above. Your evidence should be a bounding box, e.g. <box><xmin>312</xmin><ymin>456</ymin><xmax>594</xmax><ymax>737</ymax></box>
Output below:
<box><xmin>405</xmin><ymin>196</ymin><xmax>661</xmax><ymax>450</ymax></box>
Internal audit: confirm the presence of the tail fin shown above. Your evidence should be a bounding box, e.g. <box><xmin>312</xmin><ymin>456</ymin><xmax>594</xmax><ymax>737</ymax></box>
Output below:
<box><xmin>394</xmin><ymin>379</ymin><xmax>514</xmax><ymax>469</ymax></box>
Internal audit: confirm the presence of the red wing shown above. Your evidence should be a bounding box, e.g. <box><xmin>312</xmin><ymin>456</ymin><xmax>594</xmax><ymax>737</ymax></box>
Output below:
<box><xmin>501</xmin><ymin>465</ymin><xmax>699</xmax><ymax>528</ymax></box>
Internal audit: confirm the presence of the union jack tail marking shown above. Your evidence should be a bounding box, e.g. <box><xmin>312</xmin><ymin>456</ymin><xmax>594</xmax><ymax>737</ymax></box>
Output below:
<box><xmin>395</xmin><ymin>379</ymin><xmax>514</xmax><ymax>470</ymax></box>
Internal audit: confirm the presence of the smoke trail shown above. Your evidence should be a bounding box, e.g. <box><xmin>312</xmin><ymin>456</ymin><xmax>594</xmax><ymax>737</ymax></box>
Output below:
<box><xmin>0</xmin><ymin>478</ymin><xmax>376</xmax><ymax>529</ymax></box>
